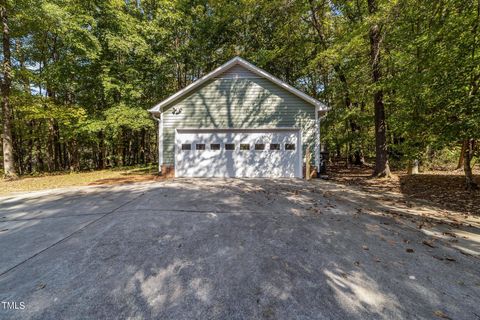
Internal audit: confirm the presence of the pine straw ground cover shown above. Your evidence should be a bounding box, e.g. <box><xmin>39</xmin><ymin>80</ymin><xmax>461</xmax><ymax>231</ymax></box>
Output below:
<box><xmin>328</xmin><ymin>164</ymin><xmax>480</xmax><ymax>216</ymax></box>
<box><xmin>0</xmin><ymin>167</ymin><xmax>165</xmax><ymax>196</ymax></box>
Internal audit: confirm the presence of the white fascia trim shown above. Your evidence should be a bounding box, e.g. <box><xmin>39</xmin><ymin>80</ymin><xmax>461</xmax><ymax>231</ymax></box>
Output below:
<box><xmin>148</xmin><ymin>56</ymin><xmax>330</xmax><ymax>113</ymax></box>
<box><xmin>149</xmin><ymin>58</ymin><xmax>240</xmax><ymax>114</ymax></box>
<box><xmin>234</xmin><ymin>57</ymin><xmax>329</xmax><ymax>112</ymax></box>
<box><xmin>314</xmin><ymin>105</ymin><xmax>320</xmax><ymax>171</ymax></box>
<box><xmin>176</xmin><ymin>127</ymin><xmax>301</xmax><ymax>134</ymax></box>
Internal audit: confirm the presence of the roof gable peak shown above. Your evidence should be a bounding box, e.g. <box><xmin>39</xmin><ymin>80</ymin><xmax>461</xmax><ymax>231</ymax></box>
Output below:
<box><xmin>149</xmin><ymin>56</ymin><xmax>329</xmax><ymax>113</ymax></box>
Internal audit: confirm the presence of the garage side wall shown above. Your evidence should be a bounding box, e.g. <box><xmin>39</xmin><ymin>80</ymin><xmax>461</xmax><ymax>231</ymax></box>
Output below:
<box><xmin>162</xmin><ymin>68</ymin><xmax>316</xmax><ymax>165</ymax></box>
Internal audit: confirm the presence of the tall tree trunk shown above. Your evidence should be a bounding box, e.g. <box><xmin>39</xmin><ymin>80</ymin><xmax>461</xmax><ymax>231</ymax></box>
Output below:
<box><xmin>463</xmin><ymin>2</ymin><xmax>479</xmax><ymax>189</ymax></box>
<box><xmin>52</xmin><ymin>118</ymin><xmax>61</xmax><ymax>171</ymax></box>
<box><xmin>27</xmin><ymin>120</ymin><xmax>34</xmax><ymax>173</ymax></box>
<box><xmin>98</xmin><ymin>131</ymin><xmax>105</xmax><ymax>169</ymax></box>
<box><xmin>457</xmin><ymin>140</ymin><xmax>467</xmax><ymax>170</ymax></box>
<box><xmin>68</xmin><ymin>140</ymin><xmax>80</xmax><ymax>171</ymax></box>
<box><xmin>34</xmin><ymin>125</ymin><xmax>44</xmax><ymax>172</ymax></box>
<box><xmin>0</xmin><ymin>1</ymin><xmax>17</xmax><ymax>179</ymax></box>
<box><xmin>464</xmin><ymin>139</ymin><xmax>478</xmax><ymax>191</ymax></box>
<box><xmin>368</xmin><ymin>0</ymin><xmax>391</xmax><ymax>178</ymax></box>
<box><xmin>407</xmin><ymin>160</ymin><xmax>419</xmax><ymax>175</ymax></box>
<box><xmin>354</xmin><ymin>150</ymin><xmax>365</xmax><ymax>166</ymax></box>
<box><xmin>47</xmin><ymin>120</ymin><xmax>55</xmax><ymax>171</ymax></box>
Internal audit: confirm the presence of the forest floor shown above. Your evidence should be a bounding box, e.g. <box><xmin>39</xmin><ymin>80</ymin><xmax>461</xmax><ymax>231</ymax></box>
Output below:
<box><xmin>328</xmin><ymin>164</ymin><xmax>480</xmax><ymax>216</ymax></box>
<box><xmin>0</xmin><ymin>166</ymin><xmax>165</xmax><ymax>195</ymax></box>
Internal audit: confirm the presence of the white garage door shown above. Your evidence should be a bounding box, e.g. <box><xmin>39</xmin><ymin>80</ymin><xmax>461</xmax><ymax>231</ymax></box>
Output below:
<box><xmin>175</xmin><ymin>129</ymin><xmax>302</xmax><ymax>178</ymax></box>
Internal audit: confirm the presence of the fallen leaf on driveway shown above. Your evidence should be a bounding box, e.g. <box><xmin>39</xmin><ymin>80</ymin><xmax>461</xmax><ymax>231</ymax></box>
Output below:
<box><xmin>362</xmin><ymin>245</ymin><xmax>369</xmax><ymax>250</ymax></box>
<box><xmin>443</xmin><ymin>231</ymin><xmax>457</xmax><ymax>238</ymax></box>
<box><xmin>36</xmin><ymin>283</ymin><xmax>46</xmax><ymax>290</ymax></box>
<box><xmin>433</xmin><ymin>310</ymin><xmax>451</xmax><ymax>319</ymax></box>
<box><xmin>406</xmin><ymin>248</ymin><xmax>415</xmax><ymax>253</ymax></box>
<box><xmin>422</xmin><ymin>240</ymin><xmax>436</xmax><ymax>248</ymax></box>
<box><xmin>459</xmin><ymin>250</ymin><xmax>472</xmax><ymax>256</ymax></box>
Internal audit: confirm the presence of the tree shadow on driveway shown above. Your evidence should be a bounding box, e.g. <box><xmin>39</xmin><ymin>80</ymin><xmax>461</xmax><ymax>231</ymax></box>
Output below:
<box><xmin>0</xmin><ymin>179</ymin><xmax>479</xmax><ymax>319</ymax></box>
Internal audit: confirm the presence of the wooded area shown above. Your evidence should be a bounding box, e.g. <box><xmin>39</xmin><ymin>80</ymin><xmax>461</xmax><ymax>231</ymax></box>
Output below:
<box><xmin>0</xmin><ymin>0</ymin><xmax>479</xmax><ymax>189</ymax></box>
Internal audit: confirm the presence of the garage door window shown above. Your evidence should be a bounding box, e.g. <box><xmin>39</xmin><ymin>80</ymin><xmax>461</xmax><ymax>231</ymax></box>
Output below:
<box><xmin>225</xmin><ymin>143</ymin><xmax>235</xmax><ymax>150</ymax></box>
<box><xmin>240</xmin><ymin>144</ymin><xmax>250</xmax><ymax>150</ymax></box>
<box><xmin>255</xmin><ymin>144</ymin><xmax>265</xmax><ymax>150</ymax></box>
<box><xmin>269</xmin><ymin>143</ymin><xmax>280</xmax><ymax>150</ymax></box>
<box><xmin>196</xmin><ymin>144</ymin><xmax>206</xmax><ymax>150</ymax></box>
<box><xmin>285</xmin><ymin>143</ymin><xmax>295</xmax><ymax>150</ymax></box>
<box><xmin>210</xmin><ymin>144</ymin><xmax>220</xmax><ymax>150</ymax></box>
<box><xmin>181</xmin><ymin>144</ymin><xmax>191</xmax><ymax>150</ymax></box>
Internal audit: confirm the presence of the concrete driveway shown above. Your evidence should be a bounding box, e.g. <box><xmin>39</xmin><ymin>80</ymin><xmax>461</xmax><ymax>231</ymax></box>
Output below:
<box><xmin>0</xmin><ymin>179</ymin><xmax>479</xmax><ymax>319</ymax></box>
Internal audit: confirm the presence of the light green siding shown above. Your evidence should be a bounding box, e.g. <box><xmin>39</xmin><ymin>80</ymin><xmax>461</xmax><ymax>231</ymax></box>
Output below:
<box><xmin>162</xmin><ymin>76</ymin><xmax>316</xmax><ymax>165</ymax></box>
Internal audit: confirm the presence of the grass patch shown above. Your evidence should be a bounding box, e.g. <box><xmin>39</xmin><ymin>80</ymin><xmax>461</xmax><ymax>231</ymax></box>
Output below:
<box><xmin>0</xmin><ymin>166</ymin><xmax>161</xmax><ymax>196</ymax></box>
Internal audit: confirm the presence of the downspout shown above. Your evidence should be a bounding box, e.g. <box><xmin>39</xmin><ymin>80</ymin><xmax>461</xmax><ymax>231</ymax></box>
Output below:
<box><xmin>315</xmin><ymin>106</ymin><xmax>328</xmax><ymax>176</ymax></box>
<box><xmin>151</xmin><ymin>111</ymin><xmax>163</xmax><ymax>174</ymax></box>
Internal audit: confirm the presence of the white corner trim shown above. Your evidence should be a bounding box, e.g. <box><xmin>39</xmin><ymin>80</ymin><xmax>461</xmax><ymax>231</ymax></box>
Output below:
<box><xmin>148</xmin><ymin>56</ymin><xmax>330</xmax><ymax>113</ymax></box>
<box><xmin>151</xmin><ymin>112</ymin><xmax>163</xmax><ymax>173</ymax></box>
<box><xmin>314</xmin><ymin>105</ymin><xmax>320</xmax><ymax>171</ymax></box>
<box><xmin>298</xmin><ymin>129</ymin><xmax>303</xmax><ymax>178</ymax></box>
<box><xmin>159</xmin><ymin>112</ymin><xmax>164</xmax><ymax>169</ymax></box>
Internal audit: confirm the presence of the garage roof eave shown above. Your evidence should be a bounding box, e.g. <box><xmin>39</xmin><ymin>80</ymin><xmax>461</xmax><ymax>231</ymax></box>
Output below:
<box><xmin>148</xmin><ymin>56</ymin><xmax>329</xmax><ymax>113</ymax></box>
<box><xmin>148</xmin><ymin>108</ymin><xmax>161</xmax><ymax>114</ymax></box>
<box><xmin>176</xmin><ymin>127</ymin><xmax>302</xmax><ymax>134</ymax></box>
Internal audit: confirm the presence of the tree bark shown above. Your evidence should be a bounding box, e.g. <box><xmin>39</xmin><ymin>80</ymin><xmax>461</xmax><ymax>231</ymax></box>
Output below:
<box><xmin>407</xmin><ymin>159</ymin><xmax>419</xmax><ymax>175</ymax></box>
<box><xmin>354</xmin><ymin>150</ymin><xmax>365</xmax><ymax>166</ymax></box>
<box><xmin>464</xmin><ymin>139</ymin><xmax>478</xmax><ymax>191</ymax></box>
<box><xmin>69</xmin><ymin>140</ymin><xmax>80</xmax><ymax>172</ymax></box>
<box><xmin>456</xmin><ymin>140</ymin><xmax>467</xmax><ymax>170</ymax></box>
<box><xmin>47</xmin><ymin>120</ymin><xmax>55</xmax><ymax>171</ymax></box>
<box><xmin>368</xmin><ymin>0</ymin><xmax>391</xmax><ymax>178</ymax></box>
<box><xmin>98</xmin><ymin>131</ymin><xmax>105</xmax><ymax>169</ymax></box>
<box><xmin>0</xmin><ymin>1</ymin><xmax>17</xmax><ymax>179</ymax></box>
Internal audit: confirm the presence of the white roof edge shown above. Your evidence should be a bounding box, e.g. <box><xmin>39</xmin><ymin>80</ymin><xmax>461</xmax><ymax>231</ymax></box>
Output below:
<box><xmin>148</xmin><ymin>56</ymin><xmax>330</xmax><ymax>113</ymax></box>
<box><xmin>176</xmin><ymin>127</ymin><xmax>301</xmax><ymax>133</ymax></box>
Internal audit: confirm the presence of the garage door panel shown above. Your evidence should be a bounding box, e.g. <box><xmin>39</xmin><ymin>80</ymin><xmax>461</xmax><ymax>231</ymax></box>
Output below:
<box><xmin>175</xmin><ymin>130</ymin><xmax>301</xmax><ymax>178</ymax></box>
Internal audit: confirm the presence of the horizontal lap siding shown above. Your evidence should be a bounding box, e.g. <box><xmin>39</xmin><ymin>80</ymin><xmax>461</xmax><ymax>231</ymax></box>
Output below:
<box><xmin>162</xmin><ymin>77</ymin><xmax>315</xmax><ymax>165</ymax></box>
<box><xmin>216</xmin><ymin>65</ymin><xmax>261</xmax><ymax>79</ymax></box>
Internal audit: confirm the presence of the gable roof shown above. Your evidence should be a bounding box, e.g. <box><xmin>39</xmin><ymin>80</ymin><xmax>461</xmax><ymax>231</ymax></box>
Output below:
<box><xmin>148</xmin><ymin>57</ymin><xmax>329</xmax><ymax>114</ymax></box>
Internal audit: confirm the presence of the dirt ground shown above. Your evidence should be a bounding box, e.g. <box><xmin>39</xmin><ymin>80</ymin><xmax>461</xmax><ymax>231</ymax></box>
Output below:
<box><xmin>0</xmin><ymin>167</ymin><xmax>165</xmax><ymax>195</ymax></box>
<box><xmin>328</xmin><ymin>164</ymin><xmax>480</xmax><ymax>216</ymax></box>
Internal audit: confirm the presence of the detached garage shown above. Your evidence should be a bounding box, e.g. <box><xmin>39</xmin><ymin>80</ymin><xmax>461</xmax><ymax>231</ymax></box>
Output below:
<box><xmin>149</xmin><ymin>57</ymin><xmax>329</xmax><ymax>178</ymax></box>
